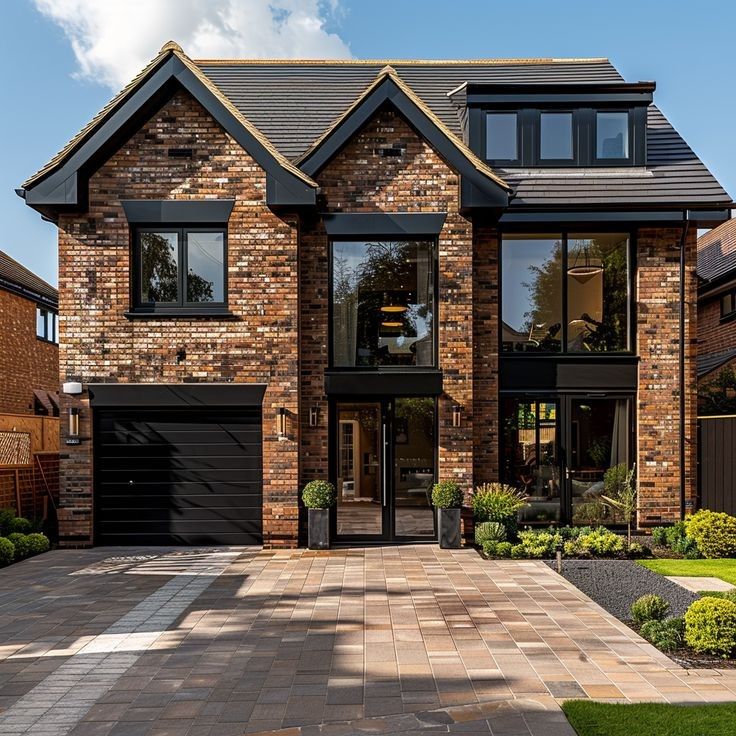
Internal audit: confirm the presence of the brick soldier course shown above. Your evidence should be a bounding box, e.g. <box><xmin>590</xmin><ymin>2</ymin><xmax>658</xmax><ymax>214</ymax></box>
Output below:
<box><xmin>18</xmin><ymin>43</ymin><xmax>733</xmax><ymax>547</ymax></box>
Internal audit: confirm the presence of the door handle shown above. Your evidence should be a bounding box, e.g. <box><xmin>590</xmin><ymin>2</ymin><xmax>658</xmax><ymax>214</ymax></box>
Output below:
<box><xmin>382</xmin><ymin>423</ymin><xmax>387</xmax><ymax>507</ymax></box>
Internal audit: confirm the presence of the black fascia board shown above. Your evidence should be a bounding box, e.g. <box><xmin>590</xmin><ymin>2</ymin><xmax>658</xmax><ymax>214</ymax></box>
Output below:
<box><xmin>686</xmin><ymin>209</ymin><xmax>732</xmax><ymax>228</ymax></box>
<box><xmin>323</xmin><ymin>212</ymin><xmax>447</xmax><ymax>237</ymax></box>
<box><xmin>698</xmin><ymin>270</ymin><xmax>736</xmax><ymax>299</ymax></box>
<box><xmin>0</xmin><ymin>278</ymin><xmax>58</xmax><ymax>311</ymax></box>
<box><xmin>121</xmin><ymin>199</ymin><xmax>235</xmax><ymax>224</ymax></box>
<box><xmin>88</xmin><ymin>382</ymin><xmax>267</xmax><ymax>407</ymax></box>
<box><xmin>497</xmin><ymin>209</ymin><xmax>687</xmax><ymax>225</ymax></box>
<box><xmin>465</xmin><ymin>81</ymin><xmax>655</xmax><ymax>107</ymax></box>
<box><xmin>22</xmin><ymin>55</ymin><xmax>316</xmax><ymax>215</ymax></box>
<box><xmin>298</xmin><ymin>76</ymin><xmax>510</xmax><ymax>209</ymax></box>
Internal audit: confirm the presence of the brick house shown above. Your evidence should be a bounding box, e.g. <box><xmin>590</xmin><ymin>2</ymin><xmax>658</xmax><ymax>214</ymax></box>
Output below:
<box><xmin>697</xmin><ymin>219</ymin><xmax>736</xmax><ymax>402</ymax></box>
<box><xmin>18</xmin><ymin>42</ymin><xmax>733</xmax><ymax>547</ymax></box>
<box><xmin>0</xmin><ymin>250</ymin><xmax>59</xmax><ymax>416</ymax></box>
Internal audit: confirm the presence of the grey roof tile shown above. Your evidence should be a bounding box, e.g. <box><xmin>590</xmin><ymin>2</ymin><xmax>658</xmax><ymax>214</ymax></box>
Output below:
<box><xmin>698</xmin><ymin>218</ymin><xmax>736</xmax><ymax>283</ymax></box>
<box><xmin>0</xmin><ymin>250</ymin><xmax>57</xmax><ymax>305</ymax></box>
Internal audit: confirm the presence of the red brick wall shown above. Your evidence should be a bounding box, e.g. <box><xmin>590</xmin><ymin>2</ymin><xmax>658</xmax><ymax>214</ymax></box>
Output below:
<box><xmin>0</xmin><ymin>288</ymin><xmax>58</xmax><ymax>414</ymax></box>
<box><xmin>636</xmin><ymin>227</ymin><xmax>698</xmax><ymax>523</ymax></box>
<box><xmin>300</xmin><ymin>108</ymin><xmax>476</xmax><ymax>505</ymax></box>
<box><xmin>56</xmin><ymin>89</ymin><xmax>299</xmax><ymax>547</ymax></box>
<box><xmin>698</xmin><ymin>294</ymin><xmax>736</xmax><ymax>357</ymax></box>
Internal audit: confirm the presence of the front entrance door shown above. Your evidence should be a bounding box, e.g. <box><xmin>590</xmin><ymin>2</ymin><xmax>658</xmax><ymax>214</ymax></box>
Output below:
<box><xmin>333</xmin><ymin>397</ymin><xmax>436</xmax><ymax>543</ymax></box>
<box><xmin>501</xmin><ymin>394</ymin><xmax>633</xmax><ymax>526</ymax></box>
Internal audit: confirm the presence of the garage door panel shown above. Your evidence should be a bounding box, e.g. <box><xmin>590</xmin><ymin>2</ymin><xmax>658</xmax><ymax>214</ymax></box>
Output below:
<box><xmin>95</xmin><ymin>408</ymin><xmax>263</xmax><ymax>545</ymax></box>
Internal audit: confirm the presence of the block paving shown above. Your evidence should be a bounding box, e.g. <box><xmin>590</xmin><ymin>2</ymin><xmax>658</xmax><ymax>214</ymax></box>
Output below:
<box><xmin>1</xmin><ymin>546</ymin><xmax>736</xmax><ymax>736</ymax></box>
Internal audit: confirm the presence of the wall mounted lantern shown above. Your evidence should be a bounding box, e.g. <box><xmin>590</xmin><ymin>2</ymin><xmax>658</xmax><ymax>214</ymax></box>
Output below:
<box><xmin>67</xmin><ymin>407</ymin><xmax>80</xmax><ymax>445</ymax></box>
<box><xmin>452</xmin><ymin>405</ymin><xmax>462</xmax><ymax>428</ymax></box>
<box><xmin>276</xmin><ymin>407</ymin><xmax>288</xmax><ymax>439</ymax></box>
<box><xmin>309</xmin><ymin>406</ymin><xmax>319</xmax><ymax>428</ymax></box>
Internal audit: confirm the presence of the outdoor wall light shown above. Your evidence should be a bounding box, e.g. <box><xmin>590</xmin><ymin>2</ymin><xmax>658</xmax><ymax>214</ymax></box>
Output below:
<box><xmin>452</xmin><ymin>405</ymin><xmax>462</xmax><ymax>428</ymax></box>
<box><xmin>309</xmin><ymin>406</ymin><xmax>319</xmax><ymax>428</ymax></box>
<box><xmin>276</xmin><ymin>407</ymin><xmax>288</xmax><ymax>438</ymax></box>
<box><xmin>67</xmin><ymin>407</ymin><xmax>80</xmax><ymax>445</ymax></box>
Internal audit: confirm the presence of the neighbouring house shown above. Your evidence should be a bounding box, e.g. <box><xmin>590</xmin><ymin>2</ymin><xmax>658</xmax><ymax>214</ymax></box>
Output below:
<box><xmin>697</xmin><ymin>219</ymin><xmax>736</xmax><ymax>414</ymax></box>
<box><xmin>0</xmin><ymin>249</ymin><xmax>59</xmax><ymax>417</ymax></box>
<box><xmin>18</xmin><ymin>41</ymin><xmax>733</xmax><ymax>547</ymax></box>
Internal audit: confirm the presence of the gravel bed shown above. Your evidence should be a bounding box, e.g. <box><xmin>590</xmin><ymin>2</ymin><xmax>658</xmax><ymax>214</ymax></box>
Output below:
<box><xmin>547</xmin><ymin>559</ymin><xmax>698</xmax><ymax>620</ymax></box>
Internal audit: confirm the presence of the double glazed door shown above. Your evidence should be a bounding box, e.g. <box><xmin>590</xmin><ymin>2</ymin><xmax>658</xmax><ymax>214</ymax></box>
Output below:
<box><xmin>332</xmin><ymin>398</ymin><xmax>436</xmax><ymax>543</ymax></box>
<box><xmin>501</xmin><ymin>394</ymin><xmax>632</xmax><ymax>526</ymax></box>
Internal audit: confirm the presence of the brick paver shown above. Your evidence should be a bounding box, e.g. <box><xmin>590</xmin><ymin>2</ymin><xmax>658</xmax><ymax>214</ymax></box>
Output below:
<box><xmin>1</xmin><ymin>546</ymin><xmax>735</xmax><ymax>736</ymax></box>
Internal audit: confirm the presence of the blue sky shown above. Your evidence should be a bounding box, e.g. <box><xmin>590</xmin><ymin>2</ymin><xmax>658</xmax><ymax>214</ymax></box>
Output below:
<box><xmin>1</xmin><ymin>0</ymin><xmax>733</xmax><ymax>285</ymax></box>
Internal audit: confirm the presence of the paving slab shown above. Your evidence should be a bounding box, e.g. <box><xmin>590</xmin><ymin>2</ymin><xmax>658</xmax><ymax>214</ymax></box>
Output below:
<box><xmin>1</xmin><ymin>546</ymin><xmax>736</xmax><ymax>736</ymax></box>
<box><xmin>667</xmin><ymin>576</ymin><xmax>736</xmax><ymax>592</ymax></box>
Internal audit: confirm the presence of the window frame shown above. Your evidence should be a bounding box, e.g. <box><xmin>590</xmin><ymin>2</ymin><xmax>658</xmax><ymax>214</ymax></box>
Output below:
<box><xmin>593</xmin><ymin>110</ymin><xmax>633</xmax><ymax>165</ymax></box>
<box><xmin>721</xmin><ymin>290</ymin><xmax>736</xmax><ymax>322</ymax></box>
<box><xmin>131</xmin><ymin>225</ymin><xmax>228</xmax><ymax>314</ymax></box>
<box><xmin>538</xmin><ymin>110</ymin><xmax>575</xmax><ymax>164</ymax></box>
<box><xmin>35</xmin><ymin>306</ymin><xmax>58</xmax><ymax>344</ymax></box>
<box><xmin>483</xmin><ymin>110</ymin><xmax>522</xmax><ymax>166</ymax></box>
<box><xmin>499</xmin><ymin>229</ymin><xmax>635</xmax><ymax>356</ymax></box>
<box><xmin>327</xmin><ymin>237</ymin><xmax>440</xmax><ymax>371</ymax></box>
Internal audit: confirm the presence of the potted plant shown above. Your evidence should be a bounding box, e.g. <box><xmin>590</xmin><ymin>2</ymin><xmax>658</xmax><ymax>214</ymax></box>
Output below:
<box><xmin>302</xmin><ymin>480</ymin><xmax>336</xmax><ymax>550</ymax></box>
<box><xmin>432</xmin><ymin>480</ymin><xmax>464</xmax><ymax>549</ymax></box>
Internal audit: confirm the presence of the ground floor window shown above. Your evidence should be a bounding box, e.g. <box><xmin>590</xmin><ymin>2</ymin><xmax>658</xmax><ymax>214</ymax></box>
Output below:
<box><xmin>501</xmin><ymin>394</ymin><xmax>632</xmax><ymax>526</ymax></box>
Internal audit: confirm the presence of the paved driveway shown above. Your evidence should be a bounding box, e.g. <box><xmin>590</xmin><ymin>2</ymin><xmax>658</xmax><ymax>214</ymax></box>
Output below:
<box><xmin>1</xmin><ymin>546</ymin><xmax>735</xmax><ymax>736</ymax></box>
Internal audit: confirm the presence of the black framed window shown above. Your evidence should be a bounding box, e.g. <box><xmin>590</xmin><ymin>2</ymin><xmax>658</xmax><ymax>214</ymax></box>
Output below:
<box><xmin>501</xmin><ymin>232</ymin><xmax>631</xmax><ymax>354</ymax></box>
<box><xmin>134</xmin><ymin>227</ymin><xmax>226</xmax><ymax>311</ymax></box>
<box><xmin>721</xmin><ymin>290</ymin><xmax>736</xmax><ymax>320</ymax></box>
<box><xmin>540</xmin><ymin>112</ymin><xmax>573</xmax><ymax>161</ymax></box>
<box><xmin>485</xmin><ymin>112</ymin><xmax>519</xmax><ymax>163</ymax></box>
<box><xmin>595</xmin><ymin>111</ymin><xmax>630</xmax><ymax>161</ymax></box>
<box><xmin>331</xmin><ymin>239</ymin><xmax>436</xmax><ymax>368</ymax></box>
<box><xmin>36</xmin><ymin>307</ymin><xmax>57</xmax><ymax>343</ymax></box>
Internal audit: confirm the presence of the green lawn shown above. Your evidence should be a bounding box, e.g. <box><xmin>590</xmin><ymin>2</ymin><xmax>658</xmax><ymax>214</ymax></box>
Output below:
<box><xmin>563</xmin><ymin>701</ymin><xmax>736</xmax><ymax>736</ymax></box>
<box><xmin>638</xmin><ymin>558</ymin><xmax>736</xmax><ymax>586</ymax></box>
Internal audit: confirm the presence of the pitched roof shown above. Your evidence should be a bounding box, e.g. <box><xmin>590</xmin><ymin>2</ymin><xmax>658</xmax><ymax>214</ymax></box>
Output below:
<box><xmin>698</xmin><ymin>348</ymin><xmax>736</xmax><ymax>379</ymax></box>
<box><xmin>0</xmin><ymin>250</ymin><xmax>57</xmax><ymax>306</ymax></box>
<box><xmin>698</xmin><ymin>218</ymin><xmax>736</xmax><ymax>284</ymax></box>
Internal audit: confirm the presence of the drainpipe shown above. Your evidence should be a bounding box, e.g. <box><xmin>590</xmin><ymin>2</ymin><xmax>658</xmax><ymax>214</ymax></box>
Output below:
<box><xmin>679</xmin><ymin>218</ymin><xmax>689</xmax><ymax>520</ymax></box>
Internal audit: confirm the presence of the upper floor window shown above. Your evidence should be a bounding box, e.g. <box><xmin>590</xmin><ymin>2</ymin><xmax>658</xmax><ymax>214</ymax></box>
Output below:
<box><xmin>596</xmin><ymin>111</ymin><xmax>629</xmax><ymax>160</ymax></box>
<box><xmin>540</xmin><ymin>112</ymin><xmax>573</xmax><ymax>161</ymax></box>
<box><xmin>722</xmin><ymin>290</ymin><xmax>736</xmax><ymax>320</ymax></box>
<box><xmin>36</xmin><ymin>306</ymin><xmax>57</xmax><ymax>343</ymax></box>
<box><xmin>331</xmin><ymin>240</ymin><xmax>436</xmax><ymax>367</ymax></box>
<box><xmin>133</xmin><ymin>227</ymin><xmax>226</xmax><ymax>312</ymax></box>
<box><xmin>485</xmin><ymin>112</ymin><xmax>518</xmax><ymax>163</ymax></box>
<box><xmin>501</xmin><ymin>232</ymin><xmax>631</xmax><ymax>354</ymax></box>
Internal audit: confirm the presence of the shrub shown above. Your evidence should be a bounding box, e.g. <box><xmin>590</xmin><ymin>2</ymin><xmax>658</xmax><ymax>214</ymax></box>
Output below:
<box><xmin>685</xmin><ymin>510</ymin><xmax>736</xmax><ymax>559</ymax></box>
<box><xmin>631</xmin><ymin>594</ymin><xmax>669</xmax><ymax>624</ymax></box>
<box><xmin>518</xmin><ymin>529</ymin><xmax>561</xmax><ymax>558</ymax></box>
<box><xmin>627</xmin><ymin>542</ymin><xmax>650</xmax><ymax>558</ymax></box>
<box><xmin>25</xmin><ymin>533</ymin><xmax>50</xmax><ymax>556</ymax></box>
<box><xmin>7</xmin><ymin>533</ymin><xmax>30</xmax><ymax>560</ymax></box>
<box><xmin>601</xmin><ymin>463</ymin><xmax>637</xmax><ymax>543</ymax></box>
<box><xmin>651</xmin><ymin>526</ymin><xmax>668</xmax><ymax>546</ymax></box>
<box><xmin>431</xmin><ymin>481</ymin><xmax>464</xmax><ymax>509</ymax></box>
<box><xmin>302</xmin><ymin>481</ymin><xmax>337</xmax><ymax>509</ymax></box>
<box><xmin>700</xmin><ymin>590</ymin><xmax>736</xmax><ymax>604</ymax></box>
<box><xmin>471</xmin><ymin>483</ymin><xmax>528</xmax><ymax>537</ymax></box>
<box><xmin>0</xmin><ymin>537</ymin><xmax>14</xmax><ymax>566</ymax></box>
<box><xmin>0</xmin><ymin>508</ymin><xmax>16</xmax><ymax>536</ymax></box>
<box><xmin>640</xmin><ymin>617</ymin><xmax>684</xmax><ymax>652</ymax></box>
<box><xmin>9</xmin><ymin>517</ymin><xmax>32</xmax><ymax>535</ymax></box>
<box><xmin>475</xmin><ymin>521</ymin><xmax>506</xmax><ymax>546</ymax></box>
<box><xmin>684</xmin><ymin>597</ymin><xmax>736</xmax><ymax>657</ymax></box>
<box><xmin>510</xmin><ymin>544</ymin><xmax>525</xmax><ymax>559</ymax></box>
<box><xmin>495</xmin><ymin>541</ymin><xmax>513</xmax><ymax>558</ymax></box>
<box><xmin>481</xmin><ymin>540</ymin><xmax>498</xmax><ymax>557</ymax></box>
<box><xmin>575</xmin><ymin>527</ymin><xmax>625</xmax><ymax>556</ymax></box>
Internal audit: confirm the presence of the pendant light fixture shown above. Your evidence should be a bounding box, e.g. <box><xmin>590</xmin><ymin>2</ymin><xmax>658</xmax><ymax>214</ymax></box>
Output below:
<box><xmin>567</xmin><ymin>242</ymin><xmax>604</xmax><ymax>282</ymax></box>
<box><xmin>379</xmin><ymin>291</ymin><xmax>407</xmax><ymax>314</ymax></box>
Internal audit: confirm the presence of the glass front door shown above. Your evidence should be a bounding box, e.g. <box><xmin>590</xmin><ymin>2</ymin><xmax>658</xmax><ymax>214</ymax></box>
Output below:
<box><xmin>333</xmin><ymin>397</ymin><xmax>436</xmax><ymax>542</ymax></box>
<box><xmin>502</xmin><ymin>394</ymin><xmax>632</xmax><ymax>526</ymax></box>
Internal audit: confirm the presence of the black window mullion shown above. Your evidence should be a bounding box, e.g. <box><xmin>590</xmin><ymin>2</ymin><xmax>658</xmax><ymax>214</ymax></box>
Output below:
<box><xmin>561</xmin><ymin>234</ymin><xmax>568</xmax><ymax>353</ymax></box>
<box><xmin>179</xmin><ymin>228</ymin><xmax>186</xmax><ymax>307</ymax></box>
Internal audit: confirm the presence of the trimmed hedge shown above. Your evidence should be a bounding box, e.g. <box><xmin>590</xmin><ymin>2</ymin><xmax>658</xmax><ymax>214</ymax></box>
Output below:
<box><xmin>631</xmin><ymin>594</ymin><xmax>669</xmax><ymax>625</ymax></box>
<box><xmin>302</xmin><ymin>480</ymin><xmax>337</xmax><ymax>509</ymax></box>
<box><xmin>685</xmin><ymin>510</ymin><xmax>736</xmax><ymax>559</ymax></box>
<box><xmin>684</xmin><ymin>597</ymin><xmax>736</xmax><ymax>657</ymax></box>
<box><xmin>431</xmin><ymin>481</ymin><xmax>464</xmax><ymax>509</ymax></box>
<box><xmin>0</xmin><ymin>537</ymin><xmax>14</xmax><ymax>566</ymax></box>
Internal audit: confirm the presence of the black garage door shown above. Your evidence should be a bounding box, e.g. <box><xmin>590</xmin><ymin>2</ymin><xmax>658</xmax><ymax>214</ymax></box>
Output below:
<box><xmin>95</xmin><ymin>408</ymin><xmax>262</xmax><ymax>545</ymax></box>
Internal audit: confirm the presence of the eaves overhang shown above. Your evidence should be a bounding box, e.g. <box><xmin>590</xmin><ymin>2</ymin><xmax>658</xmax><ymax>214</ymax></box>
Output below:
<box><xmin>18</xmin><ymin>43</ymin><xmax>318</xmax><ymax>221</ymax></box>
<box><xmin>295</xmin><ymin>66</ymin><xmax>512</xmax><ymax>212</ymax></box>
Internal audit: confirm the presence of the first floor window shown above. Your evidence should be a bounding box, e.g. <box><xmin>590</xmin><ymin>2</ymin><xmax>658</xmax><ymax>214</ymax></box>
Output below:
<box><xmin>721</xmin><ymin>290</ymin><xmax>736</xmax><ymax>320</ymax></box>
<box><xmin>36</xmin><ymin>307</ymin><xmax>57</xmax><ymax>342</ymax></box>
<box><xmin>135</xmin><ymin>227</ymin><xmax>226</xmax><ymax>310</ymax></box>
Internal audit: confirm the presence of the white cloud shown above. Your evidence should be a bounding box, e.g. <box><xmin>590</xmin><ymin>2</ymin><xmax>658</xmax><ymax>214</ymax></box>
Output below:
<box><xmin>32</xmin><ymin>0</ymin><xmax>352</xmax><ymax>90</ymax></box>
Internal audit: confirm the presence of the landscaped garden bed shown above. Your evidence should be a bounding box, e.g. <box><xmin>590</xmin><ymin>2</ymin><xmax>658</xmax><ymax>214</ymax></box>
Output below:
<box><xmin>0</xmin><ymin>508</ymin><xmax>51</xmax><ymax>567</ymax></box>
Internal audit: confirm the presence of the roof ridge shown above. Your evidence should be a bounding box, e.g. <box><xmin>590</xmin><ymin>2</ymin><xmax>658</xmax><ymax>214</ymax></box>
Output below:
<box><xmin>194</xmin><ymin>57</ymin><xmax>612</xmax><ymax>66</ymax></box>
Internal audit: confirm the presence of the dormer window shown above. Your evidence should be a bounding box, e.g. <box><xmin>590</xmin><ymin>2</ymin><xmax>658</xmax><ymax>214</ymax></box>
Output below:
<box><xmin>540</xmin><ymin>112</ymin><xmax>573</xmax><ymax>161</ymax></box>
<box><xmin>485</xmin><ymin>112</ymin><xmax>519</xmax><ymax>163</ymax></box>
<box><xmin>596</xmin><ymin>111</ymin><xmax>630</xmax><ymax>160</ymax></box>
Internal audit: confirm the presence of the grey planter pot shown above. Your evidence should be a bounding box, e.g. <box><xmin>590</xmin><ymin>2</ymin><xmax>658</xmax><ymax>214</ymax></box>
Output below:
<box><xmin>308</xmin><ymin>508</ymin><xmax>330</xmax><ymax>550</ymax></box>
<box><xmin>438</xmin><ymin>508</ymin><xmax>461</xmax><ymax>549</ymax></box>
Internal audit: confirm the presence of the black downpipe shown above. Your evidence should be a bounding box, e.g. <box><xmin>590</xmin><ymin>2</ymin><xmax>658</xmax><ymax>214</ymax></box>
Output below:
<box><xmin>679</xmin><ymin>220</ymin><xmax>689</xmax><ymax>520</ymax></box>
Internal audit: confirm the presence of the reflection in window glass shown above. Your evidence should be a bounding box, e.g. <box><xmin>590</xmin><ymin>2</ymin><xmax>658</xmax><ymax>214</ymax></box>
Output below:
<box><xmin>596</xmin><ymin>112</ymin><xmax>629</xmax><ymax>159</ymax></box>
<box><xmin>567</xmin><ymin>234</ymin><xmax>629</xmax><ymax>352</ymax></box>
<box><xmin>186</xmin><ymin>232</ymin><xmax>224</xmax><ymax>303</ymax></box>
<box><xmin>140</xmin><ymin>232</ymin><xmax>179</xmax><ymax>303</ymax></box>
<box><xmin>36</xmin><ymin>307</ymin><xmax>46</xmax><ymax>339</ymax></box>
<box><xmin>501</xmin><ymin>235</ymin><xmax>563</xmax><ymax>352</ymax></box>
<box><xmin>540</xmin><ymin>113</ymin><xmax>573</xmax><ymax>160</ymax></box>
<box><xmin>332</xmin><ymin>241</ymin><xmax>434</xmax><ymax>367</ymax></box>
<box><xmin>486</xmin><ymin>112</ymin><xmax>518</xmax><ymax>160</ymax></box>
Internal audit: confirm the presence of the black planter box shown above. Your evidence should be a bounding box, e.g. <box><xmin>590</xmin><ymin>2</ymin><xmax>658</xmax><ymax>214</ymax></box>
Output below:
<box><xmin>438</xmin><ymin>508</ymin><xmax>461</xmax><ymax>549</ymax></box>
<box><xmin>308</xmin><ymin>508</ymin><xmax>330</xmax><ymax>550</ymax></box>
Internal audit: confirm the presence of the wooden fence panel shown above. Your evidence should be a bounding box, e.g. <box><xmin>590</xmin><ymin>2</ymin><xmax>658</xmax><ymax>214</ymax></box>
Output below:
<box><xmin>699</xmin><ymin>416</ymin><xmax>736</xmax><ymax>515</ymax></box>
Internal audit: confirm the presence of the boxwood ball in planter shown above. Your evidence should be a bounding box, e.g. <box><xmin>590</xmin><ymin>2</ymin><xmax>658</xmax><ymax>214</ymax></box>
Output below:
<box><xmin>302</xmin><ymin>480</ymin><xmax>336</xmax><ymax>550</ymax></box>
<box><xmin>432</xmin><ymin>481</ymin><xmax>464</xmax><ymax>549</ymax></box>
